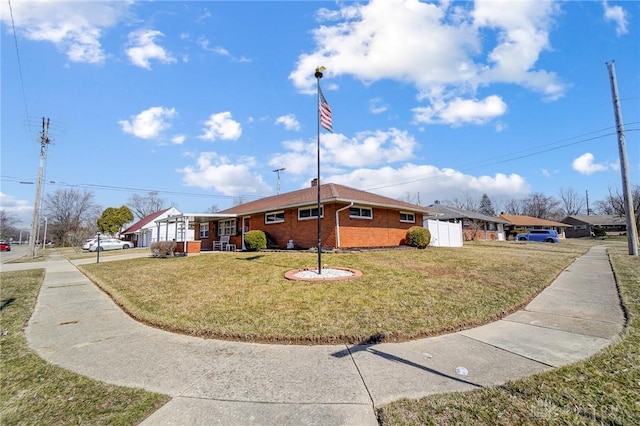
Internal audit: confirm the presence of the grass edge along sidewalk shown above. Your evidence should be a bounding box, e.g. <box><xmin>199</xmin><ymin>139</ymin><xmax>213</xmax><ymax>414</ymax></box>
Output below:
<box><xmin>0</xmin><ymin>268</ymin><xmax>169</xmax><ymax>425</ymax></box>
<box><xmin>377</xmin><ymin>244</ymin><xmax>639</xmax><ymax>426</ymax></box>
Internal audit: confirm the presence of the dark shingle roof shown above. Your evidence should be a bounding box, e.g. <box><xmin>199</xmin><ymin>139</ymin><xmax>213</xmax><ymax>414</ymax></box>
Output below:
<box><xmin>219</xmin><ymin>183</ymin><xmax>434</xmax><ymax>215</ymax></box>
<box><xmin>561</xmin><ymin>215</ymin><xmax>627</xmax><ymax>226</ymax></box>
<box><xmin>427</xmin><ymin>204</ymin><xmax>511</xmax><ymax>224</ymax></box>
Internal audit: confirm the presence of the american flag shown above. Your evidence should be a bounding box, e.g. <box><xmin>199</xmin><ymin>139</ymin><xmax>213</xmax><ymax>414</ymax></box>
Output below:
<box><xmin>319</xmin><ymin>87</ymin><xmax>333</xmax><ymax>132</ymax></box>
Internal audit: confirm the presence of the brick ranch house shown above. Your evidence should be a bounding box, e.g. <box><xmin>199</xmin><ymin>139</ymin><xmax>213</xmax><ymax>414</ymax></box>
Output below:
<box><xmin>156</xmin><ymin>182</ymin><xmax>436</xmax><ymax>252</ymax></box>
<box><xmin>498</xmin><ymin>213</ymin><xmax>568</xmax><ymax>240</ymax></box>
<box><xmin>560</xmin><ymin>214</ymin><xmax>627</xmax><ymax>238</ymax></box>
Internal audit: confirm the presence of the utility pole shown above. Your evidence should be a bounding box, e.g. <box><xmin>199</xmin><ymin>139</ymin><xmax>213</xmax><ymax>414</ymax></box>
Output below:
<box><xmin>273</xmin><ymin>168</ymin><xmax>286</xmax><ymax>195</ymax></box>
<box><xmin>585</xmin><ymin>190</ymin><xmax>590</xmax><ymax>215</ymax></box>
<box><xmin>606</xmin><ymin>61</ymin><xmax>638</xmax><ymax>256</ymax></box>
<box><xmin>28</xmin><ymin>117</ymin><xmax>51</xmax><ymax>258</ymax></box>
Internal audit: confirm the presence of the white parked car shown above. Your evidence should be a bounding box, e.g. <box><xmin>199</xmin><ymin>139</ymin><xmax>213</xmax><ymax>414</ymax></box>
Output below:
<box><xmin>88</xmin><ymin>238</ymin><xmax>134</xmax><ymax>252</ymax></box>
<box><xmin>82</xmin><ymin>238</ymin><xmax>97</xmax><ymax>250</ymax></box>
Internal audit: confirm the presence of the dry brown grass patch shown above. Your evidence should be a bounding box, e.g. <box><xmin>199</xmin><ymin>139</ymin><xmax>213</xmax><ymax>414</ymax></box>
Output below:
<box><xmin>78</xmin><ymin>239</ymin><xmax>595</xmax><ymax>344</ymax></box>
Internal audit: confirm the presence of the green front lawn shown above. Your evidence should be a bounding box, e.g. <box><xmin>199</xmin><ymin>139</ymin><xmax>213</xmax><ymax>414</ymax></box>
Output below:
<box><xmin>0</xmin><ymin>269</ymin><xmax>169</xmax><ymax>425</ymax></box>
<box><xmin>78</xmin><ymin>239</ymin><xmax>597</xmax><ymax>344</ymax></box>
<box><xmin>377</xmin><ymin>241</ymin><xmax>639</xmax><ymax>425</ymax></box>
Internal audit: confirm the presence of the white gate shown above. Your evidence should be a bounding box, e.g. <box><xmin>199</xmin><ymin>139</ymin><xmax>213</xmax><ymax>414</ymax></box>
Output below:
<box><xmin>426</xmin><ymin>219</ymin><xmax>463</xmax><ymax>247</ymax></box>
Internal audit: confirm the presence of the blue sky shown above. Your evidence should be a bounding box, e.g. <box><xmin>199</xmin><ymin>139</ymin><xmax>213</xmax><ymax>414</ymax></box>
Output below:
<box><xmin>2</xmin><ymin>0</ymin><xmax>639</xmax><ymax>227</ymax></box>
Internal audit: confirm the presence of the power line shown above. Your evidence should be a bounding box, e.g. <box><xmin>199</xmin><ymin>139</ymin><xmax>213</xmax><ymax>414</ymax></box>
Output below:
<box><xmin>1</xmin><ymin>175</ymin><xmax>262</xmax><ymax>202</ymax></box>
<box><xmin>363</xmin><ymin>125</ymin><xmax>639</xmax><ymax>193</ymax></box>
<box><xmin>3</xmin><ymin>124</ymin><xmax>638</xmax><ymax>201</ymax></box>
<box><xmin>7</xmin><ymin>0</ymin><xmax>34</xmax><ymax>140</ymax></box>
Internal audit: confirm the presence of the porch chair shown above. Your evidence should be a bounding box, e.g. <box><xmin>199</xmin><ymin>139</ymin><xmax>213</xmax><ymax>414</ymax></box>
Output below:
<box><xmin>213</xmin><ymin>235</ymin><xmax>230</xmax><ymax>251</ymax></box>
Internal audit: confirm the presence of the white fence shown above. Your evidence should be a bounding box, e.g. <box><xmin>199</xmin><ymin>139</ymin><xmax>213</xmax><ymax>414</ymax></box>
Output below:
<box><xmin>426</xmin><ymin>219</ymin><xmax>463</xmax><ymax>247</ymax></box>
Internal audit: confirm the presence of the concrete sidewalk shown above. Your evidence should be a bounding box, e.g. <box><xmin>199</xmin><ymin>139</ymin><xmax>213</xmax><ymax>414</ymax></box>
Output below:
<box><xmin>14</xmin><ymin>246</ymin><xmax>625</xmax><ymax>425</ymax></box>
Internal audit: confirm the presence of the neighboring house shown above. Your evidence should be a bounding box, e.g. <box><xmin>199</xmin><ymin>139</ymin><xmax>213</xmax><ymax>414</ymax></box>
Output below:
<box><xmin>121</xmin><ymin>207</ymin><xmax>192</xmax><ymax>247</ymax></box>
<box><xmin>560</xmin><ymin>215</ymin><xmax>627</xmax><ymax>238</ymax></box>
<box><xmin>498</xmin><ymin>214</ymin><xmax>568</xmax><ymax>240</ymax></box>
<box><xmin>426</xmin><ymin>204</ymin><xmax>511</xmax><ymax>241</ymax></box>
<box><xmin>158</xmin><ymin>181</ymin><xmax>436</xmax><ymax>251</ymax></box>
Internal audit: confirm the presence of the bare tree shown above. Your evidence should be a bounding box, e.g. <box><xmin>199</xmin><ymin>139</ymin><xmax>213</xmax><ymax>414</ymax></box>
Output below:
<box><xmin>127</xmin><ymin>191</ymin><xmax>167</xmax><ymax>219</ymax></box>
<box><xmin>233</xmin><ymin>195</ymin><xmax>247</xmax><ymax>206</ymax></box>
<box><xmin>522</xmin><ymin>192</ymin><xmax>562</xmax><ymax>219</ymax></box>
<box><xmin>596</xmin><ymin>185</ymin><xmax>640</xmax><ymax>230</ymax></box>
<box><xmin>206</xmin><ymin>204</ymin><xmax>219</xmax><ymax>213</ymax></box>
<box><xmin>444</xmin><ymin>193</ymin><xmax>478</xmax><ymax>211</ymax></box>
<box><xmin>0</xmin><ymin>210</ymin><xmax>21</xmax><ymax>240</ymax></box>
<box><xmin>502</xmin><ymin>198</ymin><xmax>525</xmax><ymax>215</ymax></box>
<box><xmin>42</xmin><ymin>189</ymin><xmax>101</xmax><ymax>246</ymax></box>
<box><xmin>559</xmin><ymin>187</ymin><xmax>586</xmax><ymax>216</ymax></box>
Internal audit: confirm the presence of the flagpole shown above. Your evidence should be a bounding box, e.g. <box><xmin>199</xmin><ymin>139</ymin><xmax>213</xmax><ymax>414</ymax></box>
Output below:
<box><xmin>315</xmin><ymin>67</ymin><xmax>323</xmax><ymax>274</ymax></box>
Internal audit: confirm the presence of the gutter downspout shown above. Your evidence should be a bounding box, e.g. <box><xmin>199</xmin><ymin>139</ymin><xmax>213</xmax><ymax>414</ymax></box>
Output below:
<box><xmin>335</xmin><ymin>202</ymin><xmax>354</xmax><ymax>249</ymax></box>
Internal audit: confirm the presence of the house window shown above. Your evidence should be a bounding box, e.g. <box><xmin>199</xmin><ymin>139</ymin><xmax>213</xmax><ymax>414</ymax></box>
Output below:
<box><xmin>265</xmin><ymin>211</ymin><xmax>285</xmax><ymax>224</ymax></box>
<box><xmin>350</xmin><ymin>206</ymin><xmax>373</xmax><ymax>219</ymax></box>
<box><xmin>298</xmin><ymin>206</ymin><xmax>324</xmax><ymax>220</ymax></box>
<box><xmin>400</xmin><ymin>212</ymin><xmax>415</xmax><ymax>223</ymax></box>
<box><xmin>199</xmin><ymin>223</ymin><xmax>209</xmax><ymax>238</ymax></box>
<box><xmin>218</xmin><ymin>219</ymin><xmax>236</xmax><ymax>236</ymax></box>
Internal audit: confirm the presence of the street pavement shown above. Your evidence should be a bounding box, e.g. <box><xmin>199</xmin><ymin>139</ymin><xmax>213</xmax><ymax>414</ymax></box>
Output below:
<box><xmin>1</xmin><ymin>246</ymin><xmax>625</xmax><ymax>425</ymax></box>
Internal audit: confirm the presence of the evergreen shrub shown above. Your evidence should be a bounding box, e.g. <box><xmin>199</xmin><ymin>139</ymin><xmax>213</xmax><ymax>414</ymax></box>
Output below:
<box><xmin>244</xmin><ymin>230</ymin><xmax>267</xmax><ymax>251</ymax></box>
<box><xmin>406</xmin><ymin>226</ymin><xmax>431</xmax><ymax>249</ymax></box>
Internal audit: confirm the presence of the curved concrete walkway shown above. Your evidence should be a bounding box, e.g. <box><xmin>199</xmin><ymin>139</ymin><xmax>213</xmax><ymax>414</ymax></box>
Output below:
<box><xmin>10</xmin><ymin>246</ymin><xmax>625</xmax><ymax>425</ymax></box>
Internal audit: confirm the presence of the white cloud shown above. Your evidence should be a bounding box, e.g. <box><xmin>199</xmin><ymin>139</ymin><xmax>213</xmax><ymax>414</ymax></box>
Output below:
<box><xmin>413</xmin><ymin>95</ymin><xmax>507</xmax><ymax>125</ymax></box>
<box><xmin>199</xmin><ymin>112</ymin><xmax>242</xmax><ymax>141</ymax></box>
<box><xmin>324</xmin><ymin>164</ymin><xmax>529</xmax><ymax>204</ymax></box>
<box><xmin>275</xmin><ymin>114</ymin><xmax>301</xmax><ymax>131</ymax></box>
<box><xmin>268</xmin><ymin>140</ymin><xmax>317</xmax><ymax>175</ymax></box>
<box><xmin>126</xmin><ymin>29</ymin><xmax>176</xmax><ymax>69</ymax></box>
<box><xmin>118</xmin><ymin>107</ymin><xmax>176</xmax><ymax>140</ymax></box>
<box><xmin>289</xmin><ymin>0</ymin><xmax>565</xmax><ymax>126</ymax></box>
<box><xmin>572</xmin><ymin>153</ymin><xmax>608</xmax><ymax>175</ymax></box>
<box><xmin>198</xmin><ymin>37</ymin><xmax>229</xmax><ymax>55</ymax></box>
<box><xmin>269</xmin><ymin>128</ymin><xmax>417</xmax><ymax>173</ymax></box>
<box><xmin>0</xmin><ymin>0</ymin><xmax>131</xmax><ymax>64</ymax></box>
<box><xmin>178</xmin><ymin>152</ymin><xmax>271</xmax><ymax>195</ymax></box>
<box><xmin>603</xmin><ymin>1</ymin><xmax>628</xmax><ymax>35</ymax></box>
<box><xmin>369</xmin><ymin>97</ymin><xmax>388</xmax><ymax>114</ymax></box>
<box><xmin>0</xmin><ymin>193</ymin><xmax>33</xmax><ymax>227</ymax></box>
<box><xmin>171</xmin><ymin>135</ymin><xmax>186</xmax><ymax>145</ymax></box>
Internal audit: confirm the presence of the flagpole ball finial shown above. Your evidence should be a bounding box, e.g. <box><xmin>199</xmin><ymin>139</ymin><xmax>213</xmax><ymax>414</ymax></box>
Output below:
<box><xmin>315</xmin><ymin>66</ymin><xmax>326</xmax><ymax>79</ymax></box>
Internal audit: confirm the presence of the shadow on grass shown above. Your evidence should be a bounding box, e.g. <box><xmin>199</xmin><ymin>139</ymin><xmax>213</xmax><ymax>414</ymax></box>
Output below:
<box><xmin>0</xmin><ymin>298</ymin><xmax>15</xmax><ymax>311</ymax></box>
<box><xmin>242</xmin><ymin>255</ymin><xmax>265</xmax><ymax>261</ymax></box>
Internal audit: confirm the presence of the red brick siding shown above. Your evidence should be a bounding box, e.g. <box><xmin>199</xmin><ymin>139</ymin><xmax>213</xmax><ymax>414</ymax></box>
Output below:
<box><xmin>338</xmin><ymin>207</ymin><xmax>415</xmax><ymax>247</ymax></box>
<box><xmin>463</xmin><ymin>229</ymin><xmax>500</xmax><ymax>241</ymax></box>
<box><xmin>244</xmin><ymin>203</ymin><xmax>418</xmax><ymax>249</ymax></box>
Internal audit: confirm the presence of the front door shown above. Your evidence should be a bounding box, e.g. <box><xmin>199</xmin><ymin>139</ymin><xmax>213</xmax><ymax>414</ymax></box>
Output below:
<box><xmin>242</xmin><ymin>217</ymin><xmax>251</xmax><ymax>250</ymax></box>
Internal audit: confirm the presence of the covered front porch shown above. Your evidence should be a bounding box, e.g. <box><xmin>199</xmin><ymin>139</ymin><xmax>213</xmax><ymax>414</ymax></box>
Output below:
<box><xmin>154</xmin><ymin>213</ymin><xmax>239</xmax><ymax>254</ymax></box>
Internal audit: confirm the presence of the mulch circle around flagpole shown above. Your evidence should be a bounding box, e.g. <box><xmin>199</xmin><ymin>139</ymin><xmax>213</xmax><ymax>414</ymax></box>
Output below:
<box><xmin>284</xmin><ymin>267</ymin><xmax>363</xmax><ymax>282</ymax></box>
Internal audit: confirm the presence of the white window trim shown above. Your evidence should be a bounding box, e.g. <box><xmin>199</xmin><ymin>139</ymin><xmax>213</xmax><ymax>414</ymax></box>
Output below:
<box><xmin>218</xmin><ymin>219</ymin><xmax>236</xmax><ymax>236</ymax></box>
<box><xmin>199</xmin><ymin>223</ymin><xmax>209</xmax><ymax>238</ymax></box>
<box><xmin>265</xmin><ymin>211</ymin><xmax>285</xmax><ymax>224</ymax></box>
<box><xmin>298</xmin><ymin>206</ymin><xmax>324</xmax><ymax>220</ymax></box>
<box><xmin>349</xmin><ymin>206</ymin><xmax>373</xmax><ymax>219</ymax></box>
<box><xmin>399</xmin><ymin>211</ymin><xmax>415</xmax><ymax>223</ymax></box>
